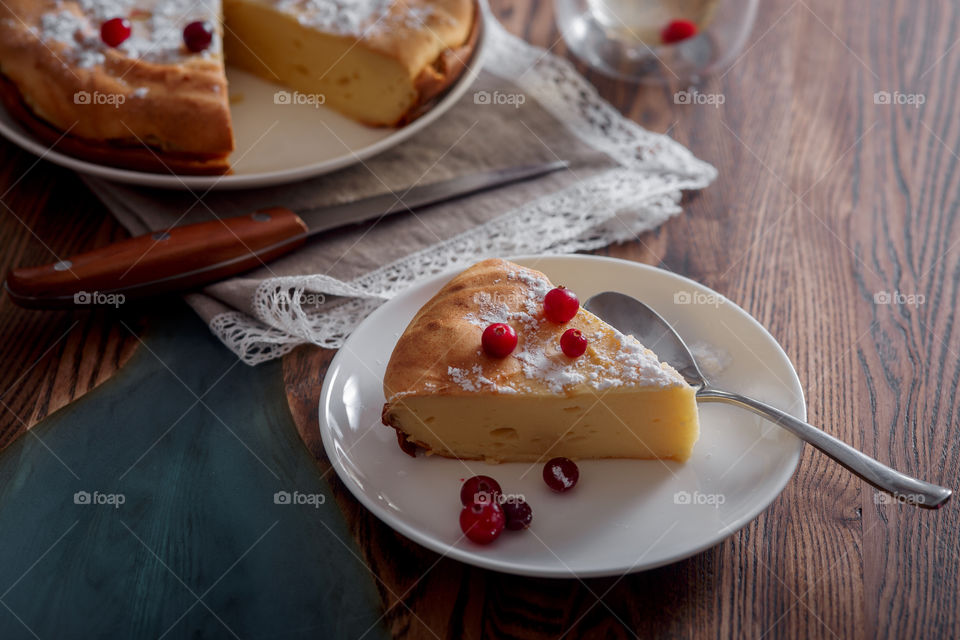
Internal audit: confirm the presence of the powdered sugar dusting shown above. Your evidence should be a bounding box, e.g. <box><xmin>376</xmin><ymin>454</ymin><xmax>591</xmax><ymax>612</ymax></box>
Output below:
<box><xmin>514</xmin><ymin>342</ymin><xmax>586</xmax><ymax>393</ymax></box>
<box><xmin>447</xmin><ymin>265</ymin><xmax>686</xmax><ymax>394</ymax></box>
<box><xmin>274</xmin><ymin>0</ymin><xmax>392</xmax><ymax>33</ymax></box>
<box><xmin>76</xmin><ymin>0</ymin><xmax>133</xmax><ymax>21</ymax></box>
<box><xmin>507</xmin><ymin>269</ymin><xmax>551</xmax><ymax>299</ymax></box>
<box><xmin>267</xmin><ymin>0</ymin><xmax>442</xmax><ymax>36</ymax></box>
<box><xmin>35</xmin><ymin>0</ymin><xmax>222</xmax><ymax>69</ymax></box>
<box><xmin>448</xmin><ymin>366</ymin><xmax>480</xmax><ymax>392</ymax></box>
<box><xmin>612</xmin><ymin>332</ymin><xmax>682</xmax><ymax>385</ymax></box>
<box><xmin>32</xmin><ymin>0</ymin><xmax>444</xmax><ymax>71</ymax></box>
<box><xmin>38</xmin><ymin>10</ymin><xmax>106</xmax><ymax>68</ymax></box>
<box><xmin>448</xmin><ymin>365</ymin><xmax>516</xmax><ymax>395</ymax></box>
<box><xmin>552</xmin><ymin>464</ymin><xmax>574</xmax><ymax>489</ymax></box>
<box><xmin>689</xmin><ymin>341</ymin><xmax>730</xmax><ymax>379</ymax></box>
<box><xmin>462</xmin><ymin>269</ymin><xmax>552</xmax><ymax>333</ymax></box>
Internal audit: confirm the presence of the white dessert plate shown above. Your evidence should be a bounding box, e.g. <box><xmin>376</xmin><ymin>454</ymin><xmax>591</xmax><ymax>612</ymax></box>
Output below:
<box><xmin>319</xmin><ymin>255</ymin><xmax>805</xmax><ymax>578</ymax></box>
<box><xmin>0</xmin><ymin>19</ymin><xmax>485</xmax><ymax>191</ymax></box>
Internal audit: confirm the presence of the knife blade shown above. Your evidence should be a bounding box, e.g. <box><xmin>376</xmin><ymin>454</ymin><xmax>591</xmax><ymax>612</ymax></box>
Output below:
<box><xmin>5</xmin><ymin>161</ymin><xmax>568</xmax><ymax>308</ymax></box>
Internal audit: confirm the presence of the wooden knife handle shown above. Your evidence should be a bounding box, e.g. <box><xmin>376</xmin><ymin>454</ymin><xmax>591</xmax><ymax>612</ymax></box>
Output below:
<box><xmin>6</xmin><ymin>207</ymin><xmax>308</xmax><ymax>308</ymax></box>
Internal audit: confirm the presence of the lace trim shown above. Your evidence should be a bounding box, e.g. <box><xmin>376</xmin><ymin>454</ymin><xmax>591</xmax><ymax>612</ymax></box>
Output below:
<box><xmin>208</xmin><ymin>16</ymin><xmax>716</xmax><ymax>365</ymax></box>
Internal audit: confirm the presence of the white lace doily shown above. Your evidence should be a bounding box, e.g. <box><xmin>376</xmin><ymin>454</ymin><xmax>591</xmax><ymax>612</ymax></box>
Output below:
<box><xmin>209</xmin><ymin>14</ymin><xmax>717</xmax><ymax>365</ymax></box>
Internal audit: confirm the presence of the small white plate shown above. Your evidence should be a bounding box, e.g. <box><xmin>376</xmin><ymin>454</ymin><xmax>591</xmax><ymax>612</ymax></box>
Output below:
<box><xmin>0</xmin><ymin>20</ymin><xmax>484</xmax><ymax>191</ymax></box>
<box><xmin>319</xmin><ymin>255</ymin><xmax>804</xmax><ymax>578</ymax></box>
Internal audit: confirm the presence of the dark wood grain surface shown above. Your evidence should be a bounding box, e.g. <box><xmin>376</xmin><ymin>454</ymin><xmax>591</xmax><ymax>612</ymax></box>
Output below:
<box><xmin>1</xmin><ymin>0</ymin><xmax>959</xmax><ymax>637</ymax></box>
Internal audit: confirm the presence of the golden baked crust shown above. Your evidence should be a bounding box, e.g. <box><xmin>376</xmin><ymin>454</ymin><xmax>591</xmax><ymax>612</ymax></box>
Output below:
<box><xmin>384</xmin><ymin>258</ymin><xmax>532</xmax><ymax>401</ymax></box>
<box><xmin>0</xmin><ymin>0</ymin><xmax>234</xmax><ymax>173</ymax></box>
<box><xmin>403</xmin><ymin>0</ymin><xmax>480</xmax><ymax>125</ymax></box>
<box><xmin>383</xmin><ymin>258</ymin><xmax>686</xmax><ymax>397</ymax></box>
<box><xmin>362</xmin><ymin>0</ymin><xmax>476</xmax><ymax>78</ymax></box>
<box><xmin>0</xmin><ymin>75</ymin><xmax>231</xmax><ymax>174</ymax></box>
<box><xmin>381</xmin><ymin>259</ymin><xmax>692</xmax><ymax>458</ymax></box>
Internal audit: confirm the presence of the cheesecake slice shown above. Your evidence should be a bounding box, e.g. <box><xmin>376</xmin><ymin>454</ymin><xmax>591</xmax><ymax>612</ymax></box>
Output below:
<box><xmin>382</xmin><ymin>259</ymin><xmax>700</xmax><ymax>463</ymax></box>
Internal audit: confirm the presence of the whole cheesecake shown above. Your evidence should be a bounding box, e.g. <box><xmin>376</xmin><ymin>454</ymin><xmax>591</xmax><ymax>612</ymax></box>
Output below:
<box><xmin>0</xmin><ymin>0</ymin><xmax>478</xmax><ymax>174</ymax></box>
<box><xmin>382</xmin><ymin>259</ymin><xmax>701</xmax><ymax>463</ymax></box>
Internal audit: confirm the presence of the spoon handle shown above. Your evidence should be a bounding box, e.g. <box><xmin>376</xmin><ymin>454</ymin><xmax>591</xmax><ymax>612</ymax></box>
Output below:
<box><xmin>697</xmin><ymin>388</ymin><xmax>952</xmax><ymax>509</ymax></box>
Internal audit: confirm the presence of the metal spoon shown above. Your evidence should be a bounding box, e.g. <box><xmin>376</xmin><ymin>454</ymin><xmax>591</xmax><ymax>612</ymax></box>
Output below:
<box><xmin>584</xmin><ymin>292</ymin><xmax>952</xmax><ymax>509</ymax></box>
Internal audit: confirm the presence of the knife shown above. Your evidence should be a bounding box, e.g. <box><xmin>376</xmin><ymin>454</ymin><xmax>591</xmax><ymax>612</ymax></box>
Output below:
<box><xmin>6</xmin><ymin>161</ymin><xmax>568</xmax><ymax>308</ymax></box>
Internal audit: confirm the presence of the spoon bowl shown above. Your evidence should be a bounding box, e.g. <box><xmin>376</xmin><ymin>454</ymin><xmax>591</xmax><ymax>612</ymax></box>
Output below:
<box><xmin>585</xmin><ymin>291</ymin><xmax>709</xmax><ymax>388</ymax></box>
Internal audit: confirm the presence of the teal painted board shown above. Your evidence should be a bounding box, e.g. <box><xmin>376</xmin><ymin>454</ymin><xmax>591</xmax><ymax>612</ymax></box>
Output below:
<box><xmin>0</xmin><ymin>304</ymin><xmax>388</xmax><ymax>640</ymax></box>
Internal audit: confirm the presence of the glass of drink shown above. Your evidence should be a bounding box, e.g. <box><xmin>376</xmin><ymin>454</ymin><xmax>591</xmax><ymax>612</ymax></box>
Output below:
<box><xmin>555</xmin><ymin>0</ymin><xmax>759</xmax><ymax>84</ymax></box>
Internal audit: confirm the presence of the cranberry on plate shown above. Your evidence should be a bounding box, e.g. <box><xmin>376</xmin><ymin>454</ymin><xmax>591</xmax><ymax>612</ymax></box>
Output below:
<box><xmin>460</xmin><ymin>475</ymin><xmax>502</xmax><ymax>507</ymax></box>
<box><xmin>502</xmin><ymin>498</ymin><xmax>533</xmax><ymax>530</ymax></box>
<box><xmin>460</xmin><ymin>501</ymin><xmax>506</xmax><ymax>544</ymax></box>
<box><xmin>543</xmin><ymin>457</ymin><xmax>579</xmax><ymax>492</ymax></box>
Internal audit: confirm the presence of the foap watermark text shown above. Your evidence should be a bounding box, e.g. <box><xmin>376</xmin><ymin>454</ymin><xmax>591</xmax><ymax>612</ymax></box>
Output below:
<box><xmin>874</xmin><ymin>91</ymin><xmax>925</xmax><ymax>108</ymax></box>
<box><xmin>274</xmin><ymin>90</ymin><xmax>326</xmax><ymax>108</ymax></box>
<box><xmin>874</xmin><ymin>291</ymin><xmax>925</xmax><ymax>306</ymax></box>
<box><xmin>274</xmin><ymin>490</ymin><xmax>326</xmax><ymax>508</ymax></box>
<box><xmin>472</xmin><ymin>291</ymin><xmax>526</xmax><ymax>307</ymax></box>
<box><xmin>473</xmin><ymin>90</ymin><xmax>526</xmax><ymax>108</ymax></box>
<box><xmin>674</xmin><ymin>290</ymin><xmax>724</xmax><ymax>308</ymax></box>
<box><xmin>270</xmin><ymin>291</ymin><xmax>326</xmax><ymax>308</ymax></box>
<box><xmin>74</xmin><ymin>291</ymin><xmax>125</xmax><ymax>308</ymax></box>
<box><xmin>74</xmin><ymin>490</ymin><xmax>125</xmax><ymax>508</ymax></box>
<box><xmin>674</xmin><ymin>490</ymin><xmax>725</xmax><ymax>506</ymax></box>
<box><xmin>674</xmin><ymin>88</ymin><xmax>725</xmax><ymax>107</ymax></box>
<box><xmin>875</xmin><ymin>492</ymin><xmax>928</xmax><ymax>506</ymax></box>
<box><xmin>74</xmin><ymin>90</ymin><xmax>125</xmax><ymax>108</ymax></box>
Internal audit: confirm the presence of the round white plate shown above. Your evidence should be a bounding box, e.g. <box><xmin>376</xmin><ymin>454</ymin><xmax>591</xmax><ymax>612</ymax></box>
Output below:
<box><xmin>319</xmin><ymin>255</ymin><xmax>804</xmax><ymax>578</ymax></box>
<box><xmin>0</xmin><ymin>20</ymin><xmax>484</xmax><ymax>191</ymax></box>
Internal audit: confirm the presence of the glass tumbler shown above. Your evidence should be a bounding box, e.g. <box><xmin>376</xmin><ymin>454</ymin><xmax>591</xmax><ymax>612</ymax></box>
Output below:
<box><xmin>555</xmin><ymin>0</ymin><xmax>759</xmax><ymax>84</ymax></box>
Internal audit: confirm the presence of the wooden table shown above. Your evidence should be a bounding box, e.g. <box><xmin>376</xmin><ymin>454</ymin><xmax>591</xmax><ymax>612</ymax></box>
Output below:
<box><xmin>1</xmin><ymin>0</ymin><xmax>958</xmax><ymax>637</ymax></box>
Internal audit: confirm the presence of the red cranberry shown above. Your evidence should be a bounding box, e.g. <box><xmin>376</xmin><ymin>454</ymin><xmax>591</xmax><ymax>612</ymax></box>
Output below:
<box><xmin>482</xmin><ymin>323</ymin><xmax>517</xmax><ymax>358</ymax></box>
<box><xmin>560</xmin><ymin>328</ymin><xmax>587</xmax><ymax>357</ymax></box>
<box><xmin>100</xmin><ymin>17</ymin><xmax>131</xmax><ymax>48</ymax></box>
<box><xmin>459</xmin><ymin>501</ymin><xmax>505</xmax><ymax>544</ymax></box>
<box><xmin>460</xmin><ymin>475</ymin><xmax>502</xmax><ymax>507</ymax></box>
<box><xmin>543</xmin><ymin>457</ymin><xmax>579</xmax><ymax>492</ymax></box>
<box><xmin>661</xmin><ymin>19</ymin><xmax>698</xmax><ymax>44</ymax></box>
<box><xmin>183</xmin><ymin>20</ymin><xmax>214</xmax><ymax>52</ymax></box>
<box><xmin>502</xmin><ymin>498</ymin><xmax>533</xmax><ymax>530</ymax></box>
<box><xmin>543</xmin><ymin>287</ymin><xmax>579</xmax><ymax>323</ymax></box>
